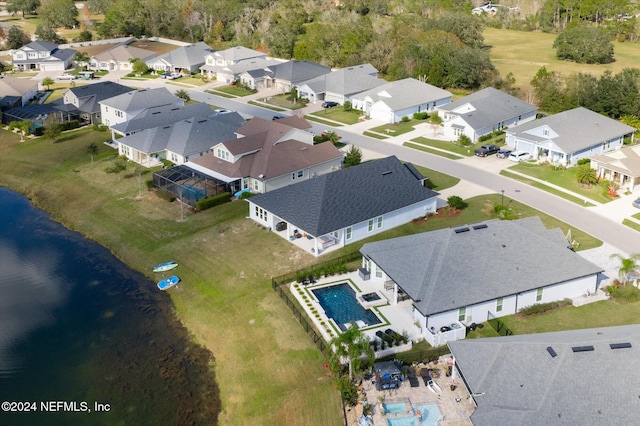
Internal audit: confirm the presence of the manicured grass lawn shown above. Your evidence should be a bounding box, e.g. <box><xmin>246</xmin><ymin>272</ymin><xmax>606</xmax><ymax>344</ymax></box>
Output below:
<box><xmin>0</xmin><ymin>128</ymin><xmax>603</xmax><ymax>424</ymax></box>
<box><xmin>305</xmin><ymin>115</ymin><xmax>344</xmax><ymax>127</ymax></box>
<box><xmin>633</xmin><ymin>212</ymin><xmax>640</xmax><ymax>220</ymax></box>
<box><xmin>205</xmin><ymin>89</ymin><xmax>236</xmax><ymax>98</ymax></box>
<box><xmin>362</xmin><ymin>131</ymin><xmax>388</xmax><ymax>139</ymax></box>
<box><xmin>500</xmin><ymin>170</ymin><xmax>596</xmax><ymax>206</ymax></box>
<box><xmin>508</xmin><ymin>162</ymin><xmax>614</xmax><ymax>204</ymax></box>
<box><xmin>412</xmin><ymin>165</ymin><xmax>461</xmax><ymax>191</ymax></box>
<box><xmin>260</xmin><ymin>94</ymin><xmax>308</xmax><ymax>110</ymax></box>
<box><xmin>403</xmin><ymin>142</ymin><xmax>462</xmax><ymax>160</ymax></box>
<box><xmin>167</xmin><ymin>76</ymin><xmax>208</xmax><ymax>86</ymax></box>
<box><xmin>369</xmin><ymin>119</ymin><xmax>422</xmax><ymax>136</ymax></box>
<box><xmin>215</xmin><ymin>84</ymin><xmax>257</xmax><ymax>97</ymax></box>
<box><xmin>410</xmin><ymin>137</ymin><xmax>491</xmax><ymax>157</ymax></box>
<box><xmin>623</xmin><ymin>219</ymin><xmax>640</xmax><ymax>232</ymax></box>
<box><xmin>484</xmin><ymin>28</ymin><xmax>640</xmax><ymax>94</ymax></box>
<box><xmin>310</xmin><ymin>108</ymin><xmax>362</xmax><ymax>125</ymax></box>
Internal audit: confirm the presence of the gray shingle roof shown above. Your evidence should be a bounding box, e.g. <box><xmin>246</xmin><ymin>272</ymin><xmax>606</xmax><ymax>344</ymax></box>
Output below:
<box><xmin>448</xmin><ymin>324</ymin><xmax>640</xmax><ymax>426</ymax></box>
<box><xmin>92</xmin><ymin>44</ymin><xmax>156</xmax><ymax>63</ymax></box>
<box><xmin>250</xmin><ymin>156</ymin><xmax>439</xmax><ymax>236</ymax></box>
<box><xmin>119</xmin><ymin>112</ymin><xmax>244</xmax><ymax>156</ymax></box>
<box><xmin>152</xmin><ymin>42</ymin><xmax>212</xmax><ymax>68</ymax></box>
<box><xmin>353</xmin><ymin>78</ymin><xmax>452</xmax><ymax>111</ymax></box>
<box><xmin>110</xmin><ymin>103</ymin><xmax>214</xmax><ymax>135</ymax></box>
<box><xmin>506</xmin><ymin>107</ymin><xmax>635</xmax><ymax>154</ymax></box>
<box><xmin>66</xmin><ymin>81</ymin><xmax>132</xmax><ymax>114</ymax></box>
<box><xmin>213</xmin><ymin>46</ymin><xmax>264</xmax><ymax>62</ymax></box>
<box><xmin>267</xmin><ymin>60</ymin><xmax>331</xmax><ymax>85</ymax></box>
<box><xmin>100</xmin><ymin>87</ymin><xmax>180</xmax><ymax>111</ymax></box>
<box><xmin>359</xmin><ymin>216</ymin><xmax>603</xmax><ymax>316</ymax></box>
<box><xmin>297</xmin><ymin>64</ymin><xmax>385</xmax><ymax>97</ymax></box>
<box><xmin>437</xmin><ymin>87</ymin><xmax>536</xmax><ymax>130</ymax></box>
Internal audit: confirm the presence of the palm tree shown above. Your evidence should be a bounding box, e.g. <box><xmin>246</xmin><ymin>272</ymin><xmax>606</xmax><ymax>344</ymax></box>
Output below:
<box><xmin>175</xmin><ymin>89</ymin><xmax>190</xmax><ymax>102</ymax></box>
<box><xmin>576</xmin><ymin>165</ymin><xmax>597</xmax><ymax>186</ymax></box>
<box><xmin>87</xmin><ymin>142</ymin><xmax>99</xmax><ymax>164</ymax></box>
<box><xmin>328</xmin><ymin>323</ymin><xmax>374</xmax><ymax>381</ymax></box>
<box><xmin>609</xmin><ymin>253</ymin><xmax>640</xmax><ymax>285</ymax></box>
<box><xmin>74</xmin><ymin>51</ymin><xmax>90</xmax><ymax>71</ymax></box>
<box><xmin>9</xmin><ymin>120</ymin><xmax>33</xmax><ymax>142</ymax></box>
<box><xmin>42</xmin><ymin>77</ymin><xmax>54</xmax><ymax>90</ymax></box>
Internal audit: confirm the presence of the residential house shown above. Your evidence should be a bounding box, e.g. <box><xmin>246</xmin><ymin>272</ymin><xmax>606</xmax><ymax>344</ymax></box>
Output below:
<box><xmin>11</xmin><ymin>40</ymin><xmax>76</xmax><ymax>72</ymax></box>
<box><xmin>350</xmin><ymin>78</ymin><xmax>452</xmax><ymax>124</ymax></box>
<box><xmin>506</xmin><ymin>107</ymin><xmax>636</xmax><ymax>166</ymax></box>
<box><xmin>296</xmin><ymin>64</ymin><xmax>386</xmax><ymax>105</ymax></box>
<box><xmin>359</xmin><ymin>216</ymin><xmax>602</xmax><ymax>346</ymax></box>
<box><xmin>89</xmin><ymin>44</ymin><xmax>156</xmax><ymax>71</ymax></box>
<box><xmin>448</xmin><ymin>325</ymin><xmax>640</xmax><ymax>426</ymax></box>
<box><xmin>56</xmin><ymin>81</ymin><xmax>132</xmax><ymax>125</ymax></box>
<box><xmin>199</xmin><ymin>46</ymin><xmax>267</xmax><ymax>81</ymax></box>
<box><xmin>109</xmin><ymin>102</ymin><xmax>214</xmax><ymax>137</ymax></box>
<box><xmin>0</xmin><ymin>76</ymin><xmax>38</xmax><ymax>110</ymax></box>
<box><xmin>590</xmin><ymin>144</ymin><xmax>640</xmax><ymax>193</ymax></box>
<box><xmin>185</xmin><ymin>117</ymin><xmax>343</xmax><ymax>197</ymax></box>
<box><xmin>117</xmin><ymin>112</ymin><xmax>245</xmax><ymax>167</ymax></box>
<box><xmin>239</xmin><ymin>60</ymin><xmax>331</xmax><ymax>92</ymax></box>
<box><xmin>99</xmin><ymin>87</ymin><xmax>184</xmax><ymax>128</ymax></box>
<box><xmin>146</xmin><ymin>42</ymin><xmax>213</xmax><ymax>74</ymax></box>
<box><xmin>437</xmin><ymin>87</ymin><xmax>537</xmax><ymax>142</ymax></box>
<box><xmin>248</xmin><ymin>155</ymin><xmax>439</xmax><ymax>255</ymax></box>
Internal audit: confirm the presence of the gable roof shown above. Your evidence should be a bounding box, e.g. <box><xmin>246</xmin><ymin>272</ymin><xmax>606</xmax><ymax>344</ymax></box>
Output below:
<box><xmin>353</xmin><ymin>78</ymin><xmax>452</xmax><ymax>110</ymax></box>
<box><xmin>360</xmin><ymin>216</ymin><xmax>602</xmax><ymax>316</ymax></box>
<box><xmin>297</xmin><ymin>64</ymin><xmax>386</xmax><ymax>97</ymax></box>
<box><xmin>118</xmin><ymin>112</ymin><xmax>245</xmax><ymax>156</ymax></box>
<box><xmin>448</xmin><ymin>324</ymin><xmax>640</xmax><ymax>426</ymax></box>
<box><xmin>249</xmin><ymin>156</ymin><xmax>439</xmax><ymax>236</ymax></box>
<box><xmin>151</xmin><ymin>42</ymin><xmax>212</xmax><ymax>67</ymax></box>
<box><xmin>65</xmin><ymin>81</ymin><xmax>132</xmax><ymax>113</ymax></box>
<box><xmin>266</xmin><ymin>60</ymin><xmax>331</xmax><ymax>84</ymax></box>
<box><xmin>507</xmin><ymin>107</ymin><xmax>635</xmax><ymax>154</ymax></box>
<box><xmin>590</xmin><ymin>144</ymin><xmax>640</xmax><ymax>178</ymax></box>
<box><xmin>213</xmin><ymin>46</ymin><xmax>265</xmax><ymax>62</ymax></box>
<box><xmin>20</xmin><ymin>40</ymin><xmax>58</xmax><ymax>52</ymax></box>
<box><xmin>99</xmin><ymin>87</ymin><xmax>181</xmax><ymax>111</ymax></box>
<box><xmin>110</xmin><ymin>103</ymin><xmax>214</xmax><ymax>135</ymax></box>
<box><xmin>438</xmin><ymin>87</ymin><xmax>536</xmax><ymax>129</ymax></box>
<box><xmin>0</xmin><ymin>76</ymin><xmax>38</xmax><ymax>97</ymax></box>
<box><xmin>92</xmin><ymin>44</ymin><xmax>156</xmax><ymax>63</ymax></box>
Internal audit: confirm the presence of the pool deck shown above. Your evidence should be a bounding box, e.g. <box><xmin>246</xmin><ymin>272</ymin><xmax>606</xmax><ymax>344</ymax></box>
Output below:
<box><xmin>346</xmin><ymin>359</ymin><xmax>475</xmax><ymax>426</ymax></box>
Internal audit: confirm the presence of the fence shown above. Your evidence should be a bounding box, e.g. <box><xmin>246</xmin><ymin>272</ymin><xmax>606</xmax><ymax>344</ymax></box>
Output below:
<box><xmin>60</xmin><ymin>37</ymin><xmax>136</xmax><ymax>49</ymax></box>
<box><xmin>487</xmin><ymin>311</ymin><xmax>514</xmax><ymax>336</ymax></box>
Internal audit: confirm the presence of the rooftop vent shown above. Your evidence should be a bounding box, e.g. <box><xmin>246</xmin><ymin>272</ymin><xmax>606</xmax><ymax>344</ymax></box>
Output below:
<box><xmin>473</xmin><ymin>224</ymin><xmax>488</xmax><ymax>230</ymax></box>
<box><xmin>162</xmin><ymin>125</ymin><xmax>171</xmax><ymax>129</ymax></box>
<box><xmin>572</xmin><ymin>346</ymin><xmax>594</xmax><ymax>353</ymax></box>
<box><xmin>301</xmin><ymin>147</ymin><xmax>308</xmax><ymax>151</ymax></box>
<box><xmin>171</xmin><ymin>108</ymin><xmax>179</xmax><ymax>111</ymax></box>
<box><xmin>197</xmin><ymin>119</ymin><xmax>207</xmax><ymax>123</ymax></box>
<box><xmin>152</xmin><ymin>111</ymin><xmax>161</xmax><ymax>115</ymax></box>
<box><xmin>610</xmin><ymin>342</ymin><xmax>632</xmax><ymax>350</ymax></box>
<box><xmin>546</xmin><ymin>346</ymin><xmax>557</xmax><ymax>358</ymax></box>
<box><xmin>454</xmin><ymin>227</ymin><xmax>470</xmax><ymax>234</ymax></box>
<box><xmin>382</xmin><ymin>171</ymin><xmax>392</xmax><ymax>176</ymax></box>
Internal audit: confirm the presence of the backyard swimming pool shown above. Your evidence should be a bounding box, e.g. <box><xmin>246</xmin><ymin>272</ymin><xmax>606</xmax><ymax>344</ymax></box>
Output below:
<box><xmin>312</xmin><ymin>283</ymin><xmax>382</xmax><ymax>330</ymax></box>
<box><xmin>385</xmin><ymin>403</ymin><xmax>442</xmax><ymax>426</ymax></box>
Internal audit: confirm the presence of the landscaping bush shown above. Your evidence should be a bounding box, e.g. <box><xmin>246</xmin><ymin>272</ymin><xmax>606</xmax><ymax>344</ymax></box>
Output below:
<box><xmin>577</xmin><ymin>158</ymin><xmax>591</xmax><ymax>166</ymax></box>
<box><xmin>518</xmin><ymin>299</ymin><xmax>572</xmax><ymax>316</ymax></box>
<box><xmin>606</xmin><ymin>284</ymin><xmax>640</xmax><ymax>303</ymax></box>
<box><xmin>447</xmin><ymin>195</ymin><xmax>467</xmax><ymax>210</ymax></box>
<box><xmin>400</xmin><ymin>116</ymin><xmax>410</xmax><ymax>123</ymax></box>
<box><xmin>34</xmin><ymin>127</ymin><xmax>44</xmax><ymax>136</ymax></box>
<box><xmin>413</xmin><ymin>111</ymin><xmax>429</xmax><ymax>120</ymax></box>
<box><xmin>104</xmin><ymin>159</ymin><xmax>127</xmax><ymax>174</ymax></box>
<box><xmin>343</xmin><ymin>101</ymin><xmax>352</xmax><ymax>111</ymax></box>
<box><xmin>145</xmin><ymin>179</ymin><xmax>154</xmax><ymax>190</ymax></box>
<box><xmin>457</xmin><ymin>134</ymin><xmax>472</xmax><ymax>146</ymax></box>
<box><xmin>156</xmin><ymin>189</ymin><xmax>176</xmax><ymax>203</ymax></box>
<box><xmin>195</xmin><ymin>192</ymin><xmax>232</xmax><ymax>211</ymax></box>
<box><xmin>93</xmin><ymin>123</ymin><xmax>107</xmax><ymax>132</ymax></box>
<box><xmin>239</xmin><ymin>191</ymin><xmax>255</xmax><ymax>199</ymax></box>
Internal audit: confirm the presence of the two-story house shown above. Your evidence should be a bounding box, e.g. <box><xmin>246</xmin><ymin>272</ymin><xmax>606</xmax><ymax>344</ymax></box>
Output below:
<box><xmin>11</xmin><ymin>41</ymin><xmax>76</xmax><ymax>72</ymax></box>
<box><xmin>199</xmin><ymin>46</ymin><xmax>268</xmax><ymax>81</ymax></box>
<box><xmin>99</xmin><ymin>87</ymin><xmax>184</xmax><ymax>129</ymax></box>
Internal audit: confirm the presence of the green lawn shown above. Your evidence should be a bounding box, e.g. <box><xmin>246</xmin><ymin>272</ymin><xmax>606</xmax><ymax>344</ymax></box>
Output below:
<box><xmin>484</xmin><ymin>27</ymin><xmax>640</xmax><ymax>94</ymax></box>
<box><xmin>508</xmin><ymin>162</ymin><xmax>614</xmax><ymax>204</ymax></box>
<box><xmin>362</xmin><ymin>131</ymin><xmax>388</xmax><ymax>139</ymax></box>
<box><xmin>410</xmin><ymin>137</ymin><xmax>495</xmax><ymax>157</ymax></box>
<box><xmin>412</xmin><ymin>165</ymin><xmax>461</xmax><ymax>191</ymax></box>
<box><xmin>403</xmin><ymin>142</ymin><xmax>463</xmax><ymax>160</ymax></box>
<box><xmin>500</xmin><ymin>170</ymin><xmax>596</xmax><ymax>206</ymax></box>
<box><xmin>369</xmin><ymin>119</ymin><xmax>423</xmax><ymax>136</ymax></box>
<box><xmin>247</xmin><ymin>100</ymin><xmax>288</xmax><ymax>112</ymax></box>
<box><xmin>259</xmin><ymin>94</ymin><xmax>308</xmax><ymax>110</ymax></box>
<box><xmin>310</xmin><ymin>108</ymin><xmax>362</xmax><ymax>125</ymax></box>
<box><xmin>623</xmin><ymin>219</ymin><xmax>640</xmax><ymax>232</ymax></box>
<box><xmin>214</xmin><ymin>84</ymin><xmax>257</xmax><ymax>97</ymax></box>
<box><xmin>205</xmin><ymin>89</ymin><xmax>236</xmax><ymax>98</ymax></box>
<box><xmin>0</xmin><ymin>128</ymin><xmax>604</xmax><ymax>424</ymax></box>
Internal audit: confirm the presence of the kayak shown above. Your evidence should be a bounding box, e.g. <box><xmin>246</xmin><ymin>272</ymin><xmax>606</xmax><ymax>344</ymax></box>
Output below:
<box><xmin>153</xmin><ymin>261</ymin><xmax>178</xmax><ymax>273</ymax></box>
<box><xmin>157</xmin><ymin>275</ymin><xmax>180</xmax><ymax>290</ymax></box>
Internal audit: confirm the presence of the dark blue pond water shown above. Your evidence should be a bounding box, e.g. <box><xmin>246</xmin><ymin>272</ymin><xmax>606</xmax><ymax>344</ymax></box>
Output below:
<box><xmin>0</xmin><ymin>187</ymin><xmax>219</xmax><ymax>425</ymax></box>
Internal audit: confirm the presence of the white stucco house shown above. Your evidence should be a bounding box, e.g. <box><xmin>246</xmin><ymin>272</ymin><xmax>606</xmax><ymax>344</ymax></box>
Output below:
<box><xmin>359</xmin><ymin>216</ymin><xmax>603</xmax><ymax>346</ymax></box>
<box><xmin>295</xmin><ymin>64</ymin><xmax>386</xmax><ymax>105</ymax></box>
<box><xmin>11</xmin><ymin>41</ymin><xmax>76</xmax><ymax>72</ymax></box>
<box><xmin>199</xmin><ymin>46</ymin><xmax>269</xmax><ymax>81</ymax></box>
<box><xmin>146</xmin><ymin>42</ymin><xmax>213</xmax><ymax>74</ymax></box>
<box><xmin>590</xmin><ymin>144</ymin><xmax>640</xmax><ymax>192</ymax></box>
<box><xmin>437</xmin><ymin>87</ymin><xmax>537</xmax><ymax>142</ymax></box>
<box><xmin>350</xmin><ymin>78</ymin><xmax>452</xmax><ymax>124</ymax></box>
<box><xmin>248</xmin><ymin>155</ymin><xmax>439</xmax><ymax>256</ymax></box>
<box><xmin>239</xmin><ymin>60</ymin><xmax>331</xmax><ymax>92</ymax></box>
<box><xmin>506</xmin><ymin>107</ymin><xmax>636</xmax><ymax>166</ymax></box>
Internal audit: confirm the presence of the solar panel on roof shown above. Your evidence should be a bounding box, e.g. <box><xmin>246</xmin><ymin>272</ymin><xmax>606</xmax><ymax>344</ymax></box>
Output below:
<box><xmin>546</xmin><ymin>346</ymin><xmax>557</xmax><ymax>357</ymax></box>
<box><xmin>454</xmin><ymin>228</ymin><xmax>470</xmax><ymax>234</ymax></box>
<box><xmin>571</xmin><ymin>346</ymin><xmax>594</xmax><ymax>352</ymax></box>
<box><xmin>473</xmin><ymin>224</ymin><xmax>488</xmax><ymax>230</ymax></box>
<box><xmin>610</xmin><ymin>342</ymin><xmax>632</xmax><ymax>349</ymax></box>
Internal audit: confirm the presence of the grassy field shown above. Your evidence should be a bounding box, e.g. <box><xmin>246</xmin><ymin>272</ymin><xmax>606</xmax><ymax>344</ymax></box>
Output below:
<box><xmin>484</xmin><ymin>28</ymin><xmax>640</xmax><ymax>94</ymax></box>
<box><xmin>0</xmin><ymin>127</ymin><xmax>604</xmax><ymax>424</ymax></box>
<box><xmin>310</xmin><ymin>108</ymin><xmax>362</xmax><ymax>125</ymax></box>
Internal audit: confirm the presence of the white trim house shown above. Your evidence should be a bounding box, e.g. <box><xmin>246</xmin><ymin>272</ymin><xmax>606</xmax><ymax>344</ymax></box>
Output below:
<box><xmin>295</xmin><ymin>64</ymin><xmax>385</xmax><ymax>105</ymax></box>
<box><xmin>359</xmin><ymin>217</ymin><xmax>603</xmax><ymax>346</ymax></box>
<box><xmin>437</xmin><ymin>87</ymin><xmax>537</xmax><ymax>142</ymax></box>
<box><xmin>99</xmin><ymin>87</ymin><xmax>183</xmax><ymax>129</ymax></box>
<box><xmin>506</xmin><ymin>107</ymin><xmax>636</xmax><ymax>166</ymax></box>
<box><xmin>248</xmin><ymin>156</ymin><xmax>439</xmax><ymax>256</ymax></box>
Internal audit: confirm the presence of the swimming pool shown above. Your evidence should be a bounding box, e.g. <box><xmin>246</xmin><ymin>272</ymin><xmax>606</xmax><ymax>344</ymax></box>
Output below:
<box><xmin>383</xmin><ymin>401</ymin><xmax>410</xmax><ymax>414</ymax></box>
<box><xmin>385</xmin><ymin>403</ymin><xmax>442</xmax><ymax>426</ymax></box>
<box><xmin>312</xmin><ymin>283</ymin><xmax>382</xmax><ymax>329</ymax></box>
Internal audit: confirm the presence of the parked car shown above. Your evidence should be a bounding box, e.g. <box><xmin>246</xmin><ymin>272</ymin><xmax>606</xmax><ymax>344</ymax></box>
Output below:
<box><xmin>160</xmin><ymin>72</ymin><xmax>182</xmax><ymax>80</ymax></box>
<box><xmin>633</xmin><ymin>198</ymin><xmax>640</xmax><ymax>209</ymax></box>
<box><xmin>497</xmin><ymin>148</ymin><xmax>512</xmax><ymax>159</ymax></box>
<box><xmin>474</xmin><ymin>144</ymin><xmax>500</xmax><ymax>157</ymax></box>
<box><xmin>509</xmin><ymin>151</ymin><xmax>533</xmax><ymax>162</ymax></box>
<box><xmin>321</xmin><ymin>101</ymin><xmax>339</xmax><ymax>108</ymax></box>
<box><xmin>55</xmin><ymin>74</ymin><xmax>76</xmax><ymax>81</ymax></box>
<box><xmin>275</xmin><ymin>221</ymin><xmax>287</xmax><ymax>231</ymax></box>
<box><xmin>272</xmin><ymin>114</ymin><xmax>285</xmax><ymax>120</ymax></box>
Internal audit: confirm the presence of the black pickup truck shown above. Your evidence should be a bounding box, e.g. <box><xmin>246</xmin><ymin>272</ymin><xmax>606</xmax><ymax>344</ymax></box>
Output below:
<box><xmin>474</xmin><ymin>144</ymin><xmax>500</xmax><ymax>157</ymax></box>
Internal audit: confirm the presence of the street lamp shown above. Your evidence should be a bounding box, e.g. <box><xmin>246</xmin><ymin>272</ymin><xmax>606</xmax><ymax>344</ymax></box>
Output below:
<box><xmin>501</xmin><ymin>189</ymin><xmax>505</xmax><ymax>206</ymax></box>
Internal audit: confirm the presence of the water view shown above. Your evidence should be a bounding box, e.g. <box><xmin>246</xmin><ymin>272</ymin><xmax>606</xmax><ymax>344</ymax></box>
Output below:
<box><xmin>0</xmin><ymin>187</ymin><xmax>219</xmax><ymax>425</ymax></box>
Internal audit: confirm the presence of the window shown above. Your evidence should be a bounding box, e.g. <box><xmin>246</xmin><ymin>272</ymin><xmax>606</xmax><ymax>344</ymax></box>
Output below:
<box><xmin>368</xmin><ymin>219</ymin><xmax>374</xmax><ymax>232</ymax></box>
<box><xmin>458</xmin><ymin>307</ymin><xmax>466</xmax><ymax>322</ymax></box>
<box><xmin>543</xmin><ymin>129</ymin><xmax>549</xmax><ymax>136</ymax></box>
<box><xmin>345</xmin><ymin>227</ymin><xmax>352</xmax><ymax>240</ymax></box>
<box><xmin>454</xmin><ymin>127</ymin><xmax>463</xmax><ymax>137</ymax></box>
<box><xmin>496</xmin><ymin>297</ymin><xmax>503</xmax><ymax>312</ymax></box>
<box><xmin>376</xmin><ymin>216</ymin><xmax>383</xmax><ymax>229</ymax></box>
<box><xmin>255</xmin><ymin>206</ymin><xmax>267</xmax><ymax>221</ymax></box>
<box><xmin>216</xmin><ymin>148</ymin><xmax>229</xmax><ymax>161</ymax></box>
<box><xmin>375</xmin><ymin>268</ymin><xmax>383</xmax><ymax>278</ymax></box>
<box><xmin>536</xmin><ymin>288</ymin><xmax>543</xmax><ymax>302</ymax></box>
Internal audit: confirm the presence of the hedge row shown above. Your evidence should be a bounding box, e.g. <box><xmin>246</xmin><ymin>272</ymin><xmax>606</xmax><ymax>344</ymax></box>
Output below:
<box><xmin>518</xmin><ymin>298</ymin><xmax>572</xmax><ymax>316</ymax></box>
<box><xmin>195</xmin><ymin>192</ymin><xmax>232</xmax><ymax>211</ymax></box>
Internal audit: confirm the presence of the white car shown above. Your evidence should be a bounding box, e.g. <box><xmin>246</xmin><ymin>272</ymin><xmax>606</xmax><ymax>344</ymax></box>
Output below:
<box><xmin>509</xmin><ymin>151</ymin><xmax>532</xmax><ymax>162</ymax></box>
<box><xmin>55</xmin><ymin>74</ymin><xmax>76</xmax><ymax>81</ymax></box>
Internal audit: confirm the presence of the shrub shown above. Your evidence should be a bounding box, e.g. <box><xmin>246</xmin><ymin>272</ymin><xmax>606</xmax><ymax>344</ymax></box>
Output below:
<box><xmin>518</xmin><ymin>299</ymin><xmax>572</xmax><ymax>316</ymax></box>
<box><xmin>195</xmin><ymin>192</ymin><xmax>232</xmax><ymax>211</ymax></box>
<box><xmin>145</xmin><ymin>180</ymin><xmax>154</xmax><ymax>190</ymax></box>
<box><xmin>156</xmin><ymin>189</ymin><xmax>176</xmax><ymax>203</ymax></box>
<box><xmin>577</xmin><ymin>158</ymin><xmax>591</xmax><ymax>166</ymax></box>
<box><xmin>239</xmin><ymin>191</ymin><xmax>255</xmax><ymax>199</ymax></box>
<box><xmin>606</xmin><ymin>284</ymin><xmax>640</xmax><ymax>303</ymax></box>
<box><xmin>401</xmin><ymin>116</ymin><xmax>410</xmax><ymax>123</ymax></box>
<box><xmin>104</xmin><ymin>159</ymin><xmax>127</xmax><ymax>174</ymax></box>
<box><xmin>343</xmin><ymin>101</ymin><xmax>352</xmax><ymax>111</ymax></box>
<box><xmin>61</xmin><ymin>120</ymin><xmax>80</xmax><ymax>131</ymax></box>
<box><xmin>93</xmin><ymin>123</ymin><xmax>107</xmax><ymax>132</ymax></box>
<box><xmin>457</xmin><ymin>134</ymin><xmax>472</xmax><ymax>146</ymax></box>
<box><xmin>413</xmin><ymin>111</ymin><xmax>429</xmax><ymax>120</ymax></box>
<box><xmin>447</xmin><ymin>195</ymin><xmax>467</xmax><ymax>210</ymax></box>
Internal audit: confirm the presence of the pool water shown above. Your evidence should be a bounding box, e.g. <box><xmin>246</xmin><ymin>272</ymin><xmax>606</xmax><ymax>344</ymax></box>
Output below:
<box><xmin>312</xmin><ymin>283</ymin><xmax>382</xmax><ymax>329</ymax></box>
<box><xmin>385</xmin><ymin>404</ymin><xmax>442</xmax><ymax>426</ymax></box>
<box><xmin>383</xmin><ymin>401</ymin><xmax>410</xmax><ymax>414</ymax></box>
<box><xmin>387</xmin><ymin>416</ymin><xmax>418</xmax><ymax>426</ymax></box>
<box><xmin>362</xmin><ymin>292</ymin><xmax>381</xmax><ymax>302</ymax></box>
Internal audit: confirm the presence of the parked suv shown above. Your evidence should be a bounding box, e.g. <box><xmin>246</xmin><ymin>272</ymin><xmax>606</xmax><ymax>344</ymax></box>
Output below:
<box><xmin>508</xmin><ymin>151</ymin><xmax>533</xmax><ymax>162</ymax></box>
<box><xmin>321</xmin><ymin>101</ymin><xmax>339</xmax><ymax>108</ymax></box>
<box><xmin>474</xmin><ymin>144</ymin><xmax>500</xmax><ymax>157</ymax></box>
<box><xmin>497</xmin><ymin>148</ymin><xmax>512</xmax><ymax>159</ymax></box>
